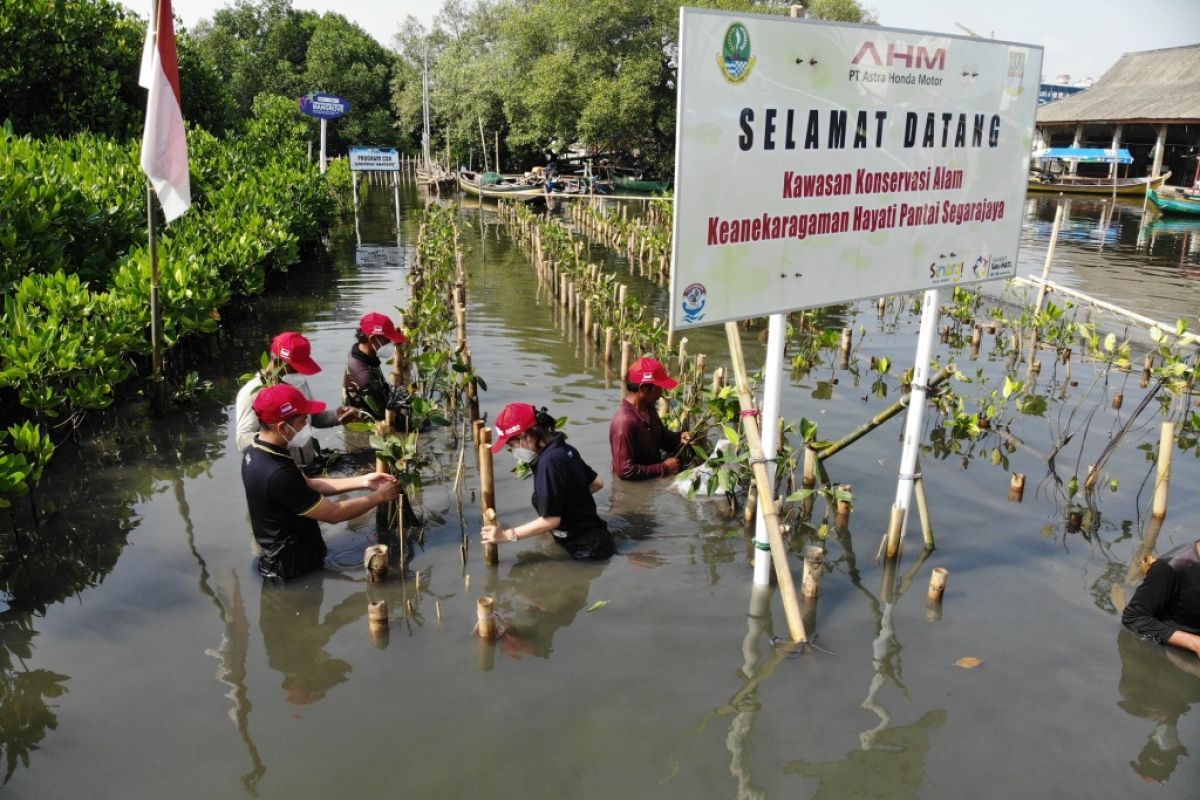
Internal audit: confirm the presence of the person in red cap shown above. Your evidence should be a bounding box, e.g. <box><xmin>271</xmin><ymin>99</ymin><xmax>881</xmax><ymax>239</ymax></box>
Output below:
<box><xmin>480</xmin><ymin>402</ymin><xmax>613</xmax><ymax>559</ymax></box>
<box><xmin>234</xmin><ymin>331</ymin><xmax>358</xmax><ymax>465</ymax></box>
<box><xmin>609</xmin><ymin>356</ymin><xmax>693</xmax><ymax>480</ymax></box>
<box><xmin>343</xmin><ymin>312</ymin><xmax>408</xmax><ymax>420</ymax></box>
<box><xmin>242</xmin><ymin>384</ymin><xmax>402</xmax><ymax>582</ymax></box>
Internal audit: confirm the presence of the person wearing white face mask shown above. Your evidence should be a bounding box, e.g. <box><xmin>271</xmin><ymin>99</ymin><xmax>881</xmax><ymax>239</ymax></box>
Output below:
<box><xmin>243</xmin><ymin>384</ymin><xmax>403</xmax><ymax>582</ymax></box>
<box><xmin>480</xmin><ymin>403</ymin><xmax>614</xmax><ymax>560</ymax></box>
<box><xmin>234</xmin><ymin>331</ymin><xmax>358</xmax><ymax>466</ymax></box>
<box><xmin>343</xmin><ymin>312</ymin><xmax>408</xmax><ymax>421</ymax></box>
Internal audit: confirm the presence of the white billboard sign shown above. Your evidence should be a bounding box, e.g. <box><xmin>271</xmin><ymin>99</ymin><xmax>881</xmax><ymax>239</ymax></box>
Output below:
<box><xmin>670</xmin><ymin>10</ymin><xmax>1042</xmax><ymax>330</ymax></box>
<box><xmin>349</xmin><ymin>146</ymin><xmax>400</xmax><ymax>171</ymax></box>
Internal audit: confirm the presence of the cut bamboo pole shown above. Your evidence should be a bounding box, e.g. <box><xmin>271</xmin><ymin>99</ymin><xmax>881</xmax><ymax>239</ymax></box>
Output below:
<box><xmin>835</xmin><ymin>484</ymin><xmax>852</xmax><ymax>529</ymax></box>
<box><xmin>802</xmin><ymin>546</ymin><xmax>823</xmax><ymax>598</ymax></box>
<box><xmin>1152</xmin><ymin>421</ymin><xmax>1175</xmax><ymax>520</ymax></box>
<box><xmin>884</xmin><ymin>503</ymin><xmax>904</xmax><ymax>558</ymax></box>
<box><xmin>1009</xmin><ymin>472</ymin><xmax>1025</xmax><ymax>502</ymax></box>
<box><xmin>711</xmin><ymin>367</ymin><xmax>725</xmax><ymax>394</ymax></box>
<box><xmin>604</xmin><ymin>326</ymin><xmax>614</xmax><ymax>363</ymax></box>
<box><xmin>480</xmin><ymin>431</ymin><xmax>499</xmax><ymax>565</ymax></box>
<box><xmin>368</xmin><ymin>600</ymin><xmax>389</xmax><ymax>642</ymax></box>
<box><xmin>725</xmin><ymin>321</ymin><xmax>807</xmax><ymax>643</ymax></box>
<box><xmin>364</xmin><ymin>544</ymin><xmax>389</xmax><ymax>582</ymax></box>
<box><xmin>927</xmin><ymin>567</ymin><xmax>948</xmax><ymax>601</ymax></box>
<box><xmin>476</xmin><ymin>596</ymin><xmax>496</xmax><ymax>639</ymax></box>
<box><xmin>913</xmin><ymin>472</ymin><xmax>934</xmax><ymax>550</ymax></box>
<box><xmin>1112</xmin><ymin>392</ymin><xmax>1123</xmax><ymax>410</ymax></box>
<box><xmin>620</xmin><ymin>341</ymin><xmax>632</xmax><ymax>389</ymax></box>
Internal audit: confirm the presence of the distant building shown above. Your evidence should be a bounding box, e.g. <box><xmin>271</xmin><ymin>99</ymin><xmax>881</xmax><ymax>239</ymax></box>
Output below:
<box><xmin>1036</xmin><ymin>44</ymin><xmax>1200</xmax><ymax>186</ymax></box>
<box><xmin>1038</xmin><ymin>77</ymin><xmax>1089</xmax><ymax>106</ymax></box>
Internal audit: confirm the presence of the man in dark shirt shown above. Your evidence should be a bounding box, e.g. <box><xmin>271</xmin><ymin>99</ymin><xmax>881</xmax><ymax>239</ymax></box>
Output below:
<box><xmin>343</xmin><ymin>312</ymin><xmax>407</xmax><ymax>420</ymax></box>
<box><xmin>610</xmin><ymin>356</ymin><xmax>692</xmax><ymax>480</ymax></box>
<box><xmin>1122</xmin><ymin>539</ymin><xmax>1200</xmax><ymax>656</ymax></box>
<box><xmin>243</xmin><ymin>384</ymin><xmax>402</xmax><ymax>582</ymax></box>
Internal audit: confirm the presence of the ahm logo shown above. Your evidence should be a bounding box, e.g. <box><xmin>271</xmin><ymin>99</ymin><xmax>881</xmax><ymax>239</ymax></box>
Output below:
<box><xmin>851</xmin><ymin>41</ymin><xmax>946</xmax><ymax>71</ymax></box>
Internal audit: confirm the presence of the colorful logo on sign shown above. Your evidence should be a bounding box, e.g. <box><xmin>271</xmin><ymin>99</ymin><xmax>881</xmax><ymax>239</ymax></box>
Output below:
<box><xmin>928</xmin><ymin>252</ymin><xmax>964</xmax><ymax>285</ymax></box>
<box><xmin>971</xmin><ymin>255</ymin><xmax>991</xmax><ymax>279</ymax></box>
<box><xmin>1004</xmin><ymin>51</ymin><xmax>1027</xmax><ymax>96</ymax></box>
<box><xmin>681</xmin><ymin>282</ymin><xmax>707</xmax><ymax>324</ymax></box>
<box><xmin>717</xmin><ymin>23</ymin><xmax>755</xmax><ymax>84</ymax></box>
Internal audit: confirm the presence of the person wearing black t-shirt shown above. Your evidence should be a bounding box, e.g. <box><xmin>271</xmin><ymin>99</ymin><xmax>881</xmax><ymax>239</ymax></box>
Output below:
<box><xmin>242</xmin><ymin>384</ymin><xmax>402</xmax><ymax>582</ymax></box>
<box><xmin>1122</xmin><ymin>539</ymin><xmax>1200</xmax><ymax>656</ymax></box>
<box><xmin>480</xmin><ymin>402</ymin><xmax>614</xmax><ymax>560</ymax></box>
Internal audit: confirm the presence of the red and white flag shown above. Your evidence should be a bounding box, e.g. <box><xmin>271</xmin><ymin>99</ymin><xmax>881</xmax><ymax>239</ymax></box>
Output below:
<box><xmin>139</xmin><ymin>0</ymin><xmax>190</xmax><ymax>223</ymax></box>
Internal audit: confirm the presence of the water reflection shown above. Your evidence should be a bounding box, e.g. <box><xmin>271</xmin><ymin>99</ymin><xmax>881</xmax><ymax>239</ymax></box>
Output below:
<box><xmin>260</xmin><ymin>574</ymin><xmax>364</xmax><ymax>704</ymax></box>
<box><xmin>1115</xmin><ymin>628</ymin><xmax>1200</xmax><ymax>785</ymax></box>
<box><xmin>0</xmin><ymin>612</ymin><xmax>68</xmax><ymax>785</ymax></box>
<box><xmin>491</xmin><ymin>553</ymin><xmax>604</xmax><ymax>661</ymax></box>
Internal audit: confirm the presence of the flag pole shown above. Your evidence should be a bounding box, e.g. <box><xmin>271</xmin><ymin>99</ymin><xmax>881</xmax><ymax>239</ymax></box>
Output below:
<box><xmin>147</xmin><ymin>183</ymin><xmax>164</xmax><ymax>415</ymax></box>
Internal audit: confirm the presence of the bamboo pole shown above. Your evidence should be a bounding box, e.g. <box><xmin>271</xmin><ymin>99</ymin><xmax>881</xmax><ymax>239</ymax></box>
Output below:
<box><xmin>801</xmin><ymin>546</ymin><xmax>823</xmax><ymax>598</ymax></box>
<box><xmin>476</xmin><ymin>596</ymin><xmax>496</xmax><ymax>639</ymax></box>
<box><xmin>364</xmin><ymin>544</ymin><xmax>388</xmax><ymax>582</ymax></box>
<box><xmin>926</xmin><ymin>567</ymin><xmax>948</xmax><ymax>622</ymax></box>
<box><xmin>1009</xmin><ymin>472</ymin><xmax>1026</xmax><ymax>502</ymax></box>
<box><xmin>1152</xmin><ymin>421</ymin><xmax>1175</xmax><ymax>520</ymax></box>
<box><xmin>725</xmin><ymin>321</ymin><xmax>806</xmax><ymax>643</ymax></box>
<box><xmin>884</xmin><ymin>504</ymin><xmax>905</xmax><ymax>559</ymax></box>
<box><xmin>368</xmin><ymin>600</ymin><xmax>389</xmax><ymax>643</ymax></box>
<box><xmin>913</xmin><ymin>474</ymin><xmax>934</xmax><ymax>549</ymax></box>
<box><xmin>817</xmin><ymin>365</ymin><xmax>955</xmax><ymax>461</ymax></box>
<box><xmin>480</xmin><ymin>430</ymin><xmax>499</xmax><ymax>565</ymax></box>
<box><xmin>604</xmin><ymin>327</ymin><xmax>614</xmax><ymax>363</ymax></box>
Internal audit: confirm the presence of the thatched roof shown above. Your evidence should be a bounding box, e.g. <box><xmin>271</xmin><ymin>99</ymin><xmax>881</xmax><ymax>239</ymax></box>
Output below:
<box><xmin>1037</xmin><ymin>44</ymin><xmax>1200</xmax><ymax>125</ymax></box>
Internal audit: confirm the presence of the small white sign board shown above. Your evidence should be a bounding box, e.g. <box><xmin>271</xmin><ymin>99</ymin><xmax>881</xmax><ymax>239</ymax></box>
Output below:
<box><xmin>349</xmin><ymin>146</ymin><xmax>400</xmax><ymax>172</ymax></box>
<box><xmin>670</xmin><ymin>9</ymin><xmax>1042</xmax><ymax>330</ymax></box>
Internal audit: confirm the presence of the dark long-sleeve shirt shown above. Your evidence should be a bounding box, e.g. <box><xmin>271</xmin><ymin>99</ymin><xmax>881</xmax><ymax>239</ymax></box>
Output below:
<box><xmin>609</xmin><ymin>399</ymin><xmax>682</xmax><ymax>480</ymax></box>
<box><xmin>1122</xmin><ymin>545</ymin><xmax>1200</xmax><ymax>644</ymax></box>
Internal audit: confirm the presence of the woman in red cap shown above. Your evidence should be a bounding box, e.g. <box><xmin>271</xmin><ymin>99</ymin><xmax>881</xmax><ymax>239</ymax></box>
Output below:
<box><xmin>481</xmin><ymin>403</ymin><xmax>613</xmax><ymax>560</ymax></box>
<box><xmin>343</xmin><ymin>312</ymin><xmax>408</xmax><ymax>420</ymax></box>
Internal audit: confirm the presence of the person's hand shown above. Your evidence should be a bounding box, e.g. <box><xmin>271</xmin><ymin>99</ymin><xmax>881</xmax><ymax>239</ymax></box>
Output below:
<box><xmin>364</xmin><ymin>472</ymin><xmax>398</xmax><ymax>492</ymax></box>
<box><xmin>337</xmin><ymin>405</ymin><xmax>366</xmax><ymax>423</ymax></box>
<box><xmin>680</xmin><ymin>431</ymin><xmax>694</xmax><ymax>445</ymax></box>
<box><xmin>481</xmin><ymin>524</ymin><xmax>504</xmax><ymax>545</ymax></box>
<box><xmin>663</xmin><ymin>457</ymin><xmax>682</xmax><ymax>475</ymax></box>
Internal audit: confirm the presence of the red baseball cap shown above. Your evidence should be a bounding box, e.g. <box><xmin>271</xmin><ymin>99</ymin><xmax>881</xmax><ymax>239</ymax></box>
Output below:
<box><xmin>270</xmin><ymin>332</ymin><xmax>320</xmax><ymax>375</ymax></box>
<box><xmin>491</xmin><ymin>403</ymin><xmax>538</xmax><ymax>452</ymax></box>
<box><xmin>359</xmin><ymin>312</ymin><xmax>406</xmax><ymax>344</ymax></box>
<box><xmin>627</xmin><ymin>357</ymin><xmax>678</xmax><ymax>390</ymax></box>
<box><xmin>253</xmin><ymin>384</ymin><xmax>327</xmax><ymax>425</ymax></box>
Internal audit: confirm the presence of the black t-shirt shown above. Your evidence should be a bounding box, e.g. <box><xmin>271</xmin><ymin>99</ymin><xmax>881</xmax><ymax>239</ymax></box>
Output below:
<box><xmin>1122</xmin><ymin>545</ymin><xmax>1200</xmax><ymax>644</ymax></box>
<box><xmin>530</xmin><ymin>435</ymin><xmax>613</xmax><ymax>559</ymax></box>
<box><xmin>242</xmin><ymin>438</ymin><xmax>326</xmax><ymax>581</ymax></box>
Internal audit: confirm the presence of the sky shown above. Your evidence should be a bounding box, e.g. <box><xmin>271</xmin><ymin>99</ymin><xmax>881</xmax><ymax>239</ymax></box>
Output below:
<box><xmin>128</xmin><ymin>0</ymin><xmax>1200</xmax><ymax>83</ymax></box>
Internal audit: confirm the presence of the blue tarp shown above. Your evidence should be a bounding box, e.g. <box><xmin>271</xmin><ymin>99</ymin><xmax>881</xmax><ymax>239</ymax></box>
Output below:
<box><xmin>1033</xmin><ymin>147</ymin><xmax>1134</xmax><ymax>164</ymax></box>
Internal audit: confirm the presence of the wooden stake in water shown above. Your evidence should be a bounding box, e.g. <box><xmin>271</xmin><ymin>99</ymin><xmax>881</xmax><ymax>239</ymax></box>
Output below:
<box><xmin>364</xmin><ymin>544</ymin><xmax>389</xmax><ymax>582</ymax></box>
<box><xmin>725</xmin><ymin>321</ymin><xmax>807</xmax><ymax>643</ymax></box>
<box><xmin>1009</xmin><ymin>472</ymin><xmax>1025</xmax><ymax>502</ymax></box>
<box><xmin>1152</xmin><ymin>421</ymin><xmax>1175</xmax><ymax>520</ymax></box>
<box><xmin>476</xmin><ymin>596</ymin><xmax>497</xmax><ymax>640</ymax></box>
<box><xmin>802</xmin><ymin>546</ymin><xmax>823</xmax><ymax>598</ymax></box>
<box><xmin>479</xmin><ymin>430</ymin><xmax>499</xmax><ymax>565</ymax></box>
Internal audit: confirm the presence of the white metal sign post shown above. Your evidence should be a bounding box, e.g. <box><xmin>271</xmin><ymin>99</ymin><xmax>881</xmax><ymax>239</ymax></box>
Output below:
<box><xmin>671</xmin><ymin>8</ymin><xmax>1041</xmax><ymax>576</ymax></box>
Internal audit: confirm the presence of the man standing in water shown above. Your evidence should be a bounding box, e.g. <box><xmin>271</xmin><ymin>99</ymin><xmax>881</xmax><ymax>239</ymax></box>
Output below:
<box><xmin>243</xmin><ymin>384</ymin><xmax>402</xmax><ymax>582</ymax></box>
<box><xmin>609</xmin><ymin>356</ymin><xmax>692</xmax><ymax>480</ymax></box>
<box><xmin>234</xmin><ymin>331</ymin><xmax>357</xmax><ymax>466</ymax></box>
<box><xmin>1122</xmin><ymin>539</ymin><xmax>1200</xmax><ymax>656</ymax></box>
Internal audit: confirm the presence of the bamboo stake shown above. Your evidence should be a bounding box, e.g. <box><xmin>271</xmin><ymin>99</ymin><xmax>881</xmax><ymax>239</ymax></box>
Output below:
<box><xmin>884</xmin><ymin>504</ymin><xmax>905</xmax><ymax>559</ymax></box>
<box><xmin>926</xmin><ymin>567</ymin><xmax>948</xmax><ymax>622</ymax></box>
<box><xmin>711</xmin><ymin>367</ymin><xmax>725</xmax><ymax>393</ymax></box>
<box><xmin>480</xmin><ymin>430</ymin><xmax>499</xmax><ymax>565</ymax></box>
<box><xmin>364</xmin><ymin>544</ymin><xmax>388</xmax><ymax>582</ymax></box>
<box><xmin>817</xmin><ymin>365</ymin><xmax>956</xmax><ymax>461</ymax></box>
<box><xmin>1009</xmin><ymin>472</ymin><xmax>1026</xmax><ymax>502</ymax></box>
<box><xmin>1152</xmin><ymin>421</ymin><xmax>1175</xmax><ymax>520</ymax></box>
<box><xmin>476</xmin><ymin>596</ymin><xmax>496</xmax><ymax>639</ymax></box>
<box><xmin>604</xmin><ymin>327</ymin><xmax>614</xmax><ymax>363</ymax></box>
<box><xmin>725</xmin><ymin>321</ymin><xmax>806</xmax><ymax>643</ymax></box>
<box><xmin>802</xmin><ymin>545</ymin><xmax>823</xmax><ymax>598</ymax></box>
<box><xmin>368</xmin><ymin>600</ymin><xmax>389</xmax><ymax>642</ymax></box>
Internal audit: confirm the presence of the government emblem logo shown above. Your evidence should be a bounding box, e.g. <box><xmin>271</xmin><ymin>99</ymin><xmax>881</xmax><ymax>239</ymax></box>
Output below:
<box><xmin>717</xmin><ymin>23</ymin><xmax>755</xmax><ymax>84</ymax></box>
<box><xmin>1004</xmin><ymin>50</ymin><xmax>1026</xmax><ymax>96</ymax></box>
<box><xmin>681</xmin><ymin>283</ymin><xmax>707</xmax><ymax>324</ymax></box>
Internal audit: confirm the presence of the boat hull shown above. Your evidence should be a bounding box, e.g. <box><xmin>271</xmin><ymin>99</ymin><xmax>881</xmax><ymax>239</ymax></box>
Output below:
<box><xmin>457</xmin><ymin>172</ymin><xmax>545</xmax><ymax>200</ymax></box>
<box><xmin>1027</xmin><ymin>172</ymin><xmax>1169</xmax><ymax>196</ymax></box>
<box><xmin>1149</xmin><ymin>189</ymin><xmax>1200</xmax><ymax>216</ymax></box>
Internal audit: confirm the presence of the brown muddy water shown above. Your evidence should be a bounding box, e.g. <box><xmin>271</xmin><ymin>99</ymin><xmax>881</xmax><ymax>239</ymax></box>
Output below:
<box><xmin>1</xmin><ymin>185</ymin><xmax>1197</xmax><ymax>799</ymax></box>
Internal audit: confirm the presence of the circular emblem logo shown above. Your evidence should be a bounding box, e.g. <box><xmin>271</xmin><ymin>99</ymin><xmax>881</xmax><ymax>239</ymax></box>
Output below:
<box><xmin>681</xmin><ymin>283</ymin><xmax>707</xmax><ymax>324</ymax></box>
<box><xmin>717</xmin><ymin>23</ymin><xmax>756</xmax><ymax>84</ymax></box>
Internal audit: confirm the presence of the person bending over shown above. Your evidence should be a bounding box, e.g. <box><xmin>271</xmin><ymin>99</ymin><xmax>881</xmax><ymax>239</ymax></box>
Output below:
<box><xmin>609</xmin><ymin>356</ymin><xmax>692</xmax><ymax>480</ymax></box>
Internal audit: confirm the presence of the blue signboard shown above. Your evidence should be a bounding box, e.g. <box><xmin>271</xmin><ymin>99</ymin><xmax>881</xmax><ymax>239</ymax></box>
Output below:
<box><xmin>299</xmin><ymin>92</ymin><xmax>351</xmax><ymax>120</ymax></box>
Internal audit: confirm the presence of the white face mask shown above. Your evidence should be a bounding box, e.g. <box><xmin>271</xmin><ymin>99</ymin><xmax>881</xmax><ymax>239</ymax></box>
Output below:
<box><xmin>286</xmin><ymin>421</ymin><xmax>314</xmax><ymax>449</ymax></box>
<box><xmin>512</xmin><ymin>447</ymin><xmax>537</xmax><ymax>464</ymax></box>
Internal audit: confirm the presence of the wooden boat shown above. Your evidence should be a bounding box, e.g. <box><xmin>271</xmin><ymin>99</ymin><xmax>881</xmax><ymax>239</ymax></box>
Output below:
<box><xmin>457</xmin><ymin>170</ymin><xmax>546</xmax><ymax>200</ymax></box>
<box><xmin>1149</xmin><ymin>188</ymin><xmax>1200</xmax><ymax>216</ymax></box>
<box><xmin>1027</xmin><ymin>147</ymin><xmax>1169</xmax><ymax>196</ymax></box>
<box><xmin>613</xmin><ymin>176</ymin><xmax>671</xmax><ymax>193</ymax></box>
